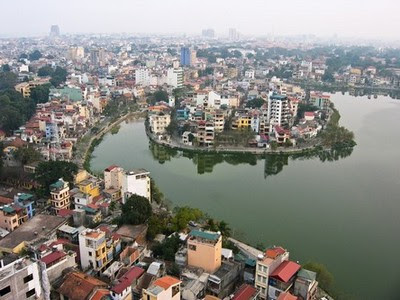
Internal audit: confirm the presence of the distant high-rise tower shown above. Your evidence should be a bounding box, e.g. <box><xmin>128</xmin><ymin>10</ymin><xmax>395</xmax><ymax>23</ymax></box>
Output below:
<box><xmin>180</xmin><ymin>47</ymin><xmax>191</xmax><ymax>66</ymax></box>
<box><xmin>202</xmin><ymin>28</ymin><xmax>215</xmax><ymax>38</ymax></box>
<box><xmin>229</xmin><ymin>28</ymin><xmax>238</xmax><ymax>40</ymax></box>
<box><xmin>50</xmin><ymin>25</ymin><xmax>60</xmax><ymax>37</ymax></box>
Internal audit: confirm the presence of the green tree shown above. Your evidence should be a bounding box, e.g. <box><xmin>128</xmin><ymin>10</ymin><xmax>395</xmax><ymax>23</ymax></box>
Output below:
<box><xmin>37</xmin><ymin>65</ymin><xmax>54</xmax><ymax>77</ymax></box>
<box><xmin>150</xmin><ymin>178</ymin><xmax>164</xmax><ymax>204</ymax></box>
<box><xmin>302</xmin><ymin>262</ymin><xmax>334</xmax><ymax>293</ymax></box>
<box><xmin>0</xmin><ymin>72</ymin><xmax>17</xmax><ymax>90</ymax></box>
<box><xmin>30</xmin><ymin>84</ymin><xmax>50</xmax><ymax>104</ymax></box>
<box><xmin>152</xmin><ymin>234</ymin><xmax>182</xmax><ymax>261</ymax></box>
<box><xmin>270</xmin><ymin>141</ymin><xmax>278</xmax><ymax>150</ymax></box>
<box><xmin>35</xmin><ymin>161</ymin><xmax>78</xmax><ymax>195</ymax></box>
<box><xmin>14</xmin><ymin>146</ymin><xmax>41</xmax><ymax>164</ymax></box>
<box><xmin>152</xmin><ymin>90</ymin><xmax>169</xmax><ymax>103</ymax></box>
<box><xmin>246</xmin><ymin>98</ymin><xmax>265</xmax><ymax>108</ymax></box>
<box><xmin>29</xmin><ymin>50</ymin><xmax>42</xmax><ymax>61</ymax></box>
<box><xmin>171</xmin><ymin>206</ymin><xmax>203</xmax><ymax>231</ymax></box>
<box><xmin>121</xmin><ymin>194</ymin><xmax>152</xmax><ymax>225</ymax></box>
<box><xmin>165</xmin><ymin>119</ymin><xmax>178</xmax><ymax>136</ymax></box>
<box><xmin>0</xmin><ymin>90</ymin><xmax>35</xmax><ymax>133</ymax></box>
<box><xmin>218</xmin><ymin>220</ymin><xmax>232</xmax><ymax>237</ymax></box>
<box><xmin>50</xmin><ymin>67</ymin><xmax>67</xmax><ymax>87</ymax></box>
<box><xmin>1</xmin><ymin>64</ymin><xmax>11</xmax><ymax>72</ymax></box>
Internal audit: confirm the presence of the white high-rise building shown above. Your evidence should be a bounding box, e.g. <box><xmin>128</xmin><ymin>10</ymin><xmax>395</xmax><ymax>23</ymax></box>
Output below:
<box><xmin>267</xmin><ymin>92</ymin><xmax>291</xmax><ymax>127</ymax></box>
<box><xmin>121</xmin><ymin>169</ymin><xmax>151</xmax><ymax>203</ymax></box>
<box><xmin>167</xmin><ymin>68</ymin><xmax>184</xmax><ymax>88</ymax></box>
<box><xmin>135</xmin><ymin>68</ymin><xmax>151</xmax><ymax>86</ymax></box>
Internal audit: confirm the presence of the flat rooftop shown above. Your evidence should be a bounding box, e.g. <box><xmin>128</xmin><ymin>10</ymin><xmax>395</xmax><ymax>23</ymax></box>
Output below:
<box><xmin>0</xmin><ymin>214</ymin><xmax>67</xmax><ymax>251</ymax></box>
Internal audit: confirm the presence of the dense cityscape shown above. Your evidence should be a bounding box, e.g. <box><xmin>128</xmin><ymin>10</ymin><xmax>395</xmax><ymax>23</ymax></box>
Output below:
<box><xmin>0</xmin><ymin>5</ymin><xmax>399</xmax><ymax>299</ymax></box>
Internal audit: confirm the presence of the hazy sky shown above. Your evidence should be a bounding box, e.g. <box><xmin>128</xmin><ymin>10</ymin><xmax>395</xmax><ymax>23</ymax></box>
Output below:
<box><xmin>1</xmin><ymin>0</ymin><xmax>399</xmax><ymax>39</ymax></box>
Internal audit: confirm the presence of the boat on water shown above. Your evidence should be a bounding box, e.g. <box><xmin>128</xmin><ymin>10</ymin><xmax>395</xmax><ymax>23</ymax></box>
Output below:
<box><xmin>374</xmin><ymin>94</ymin><xmax>378</xmax><ymax>99</ymax></box>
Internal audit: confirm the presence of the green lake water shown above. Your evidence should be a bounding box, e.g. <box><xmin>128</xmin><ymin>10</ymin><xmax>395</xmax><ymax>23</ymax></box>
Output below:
<box><xmin>91</xmin><ymin>93</ymin><xmax>400</xmax><ymax>299</ymax></box>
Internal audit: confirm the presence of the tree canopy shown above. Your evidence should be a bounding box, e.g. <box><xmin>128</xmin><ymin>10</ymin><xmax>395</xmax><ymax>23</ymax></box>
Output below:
<box><xmin>30</xmin><ymin>84</ymin><xmax>51</xmax><ymax>104</ymax></box>
<box><xmin>246</xmin><ymin>98</ymin><xmax>265</xmax><ymax>108</ymax></box>
<box><xmin>49</xmin><ymin>66</ymin><xmax>68</xmax><ymax>87</ymax></box>
<box><xmin>0</xmin><ymin>72</ymin><xmax>18</xmax><ymax>90</ymax></box>
<box><xmin>171</xmin><ymin>206</ymin><xmax>203</xmax><ymax>231</ymax></box>
<box><xmin>0</xmin><ymin>89</ymin><xmax>36</xmax><ymax>133</ymax></box>
<box><xmin>38</xmin><ymin>65</ymin><xmax>54</xmax><ymax>77</ymax></box>
<box><xmin>35</xmin><ymin>161</ymin><xmax>78</xmax><ymax>195</ymax></box>
<box><xmin>121</xmin><ymin>194</ymin><xmax>152</xmax><ymax>225</ymax></box>
<box><xmin>29</xmin><ymin>50</ymin><xmax>42</xmax><ymax>61</ymax></box>
<box><xmin>14</xmin><ymin>146</ymin><xmax>41</xmax><ymax>165</ymax></box>
<box><xmin>303</xmin><ymin>262</ymin><xmax>334</xmax><ymax>294</ymax></box>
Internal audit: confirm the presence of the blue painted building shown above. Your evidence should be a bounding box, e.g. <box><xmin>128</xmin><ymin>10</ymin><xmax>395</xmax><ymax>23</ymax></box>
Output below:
<box><xmin>180</xmin><ymin>47</ymin><xmax>191</xmax><ymax>66</ymax></box>
<box><xmin>14</xmin><ymin>193</ymin><xmax>35</xmax><ymax>219</ymax></box>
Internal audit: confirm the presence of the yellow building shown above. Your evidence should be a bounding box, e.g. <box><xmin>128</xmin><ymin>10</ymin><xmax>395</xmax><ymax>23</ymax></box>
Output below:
<box><xmin>187</xmin><ymin>230</ymin><xmax>222</xmax><ymax>273</ymax></box>
<box><xmin>14</xmin><ymin>79</ymin><xmax>49</xmax><ymax>98</ymax></box>
<box><xmin>78</xmin><ymin>178</ymin><xmax>101</xmax><ymax>198</ymax></box>
<box><xmin>50</xmin><ymin>178</ymin><xmax>70</xmax><ymax>214</ymax></box>
<box><xmin>79</xmin><ymin>229</ymin><xmax>107</xmax><ymax>271</ymax></box>
<box><xmin>0</xmin><ymin>207</ymin><xmax>20</xmax><ymax>232</ymax></box>
<box><xmin>232</xmin><ymin>115</ymin><xmax>251</xmax><ymax>130</ymax></box>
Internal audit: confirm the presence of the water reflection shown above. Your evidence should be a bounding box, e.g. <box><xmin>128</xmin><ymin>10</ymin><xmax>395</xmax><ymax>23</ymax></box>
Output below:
<box><xmin>149</xmin><ymin>142</ymin><xmax>354</xmax><ymax>178</ymax></box>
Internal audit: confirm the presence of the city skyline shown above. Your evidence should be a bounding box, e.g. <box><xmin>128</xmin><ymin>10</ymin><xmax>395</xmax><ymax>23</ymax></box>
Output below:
<box><xmin>0</xmin><ymin>0</ymin><xmax>399</xmax><ymax>41</ymax></box>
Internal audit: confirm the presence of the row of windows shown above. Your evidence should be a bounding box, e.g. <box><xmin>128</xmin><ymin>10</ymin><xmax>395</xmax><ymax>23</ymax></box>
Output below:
<box><xmin>0</xmin><ymin>274</ymin><xmax>34</xmax><ymax>298</ymax></box>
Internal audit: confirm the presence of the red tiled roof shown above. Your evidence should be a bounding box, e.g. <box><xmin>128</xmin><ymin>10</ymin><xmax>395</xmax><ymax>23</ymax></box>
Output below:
<box><xmin>232</xmin><ymin>284</ymin><xmax>258</xmax><ymax>300</ymax></box>
<box><xmin>105</xmin><ymin>165</ymin><xmax>118</xmax><ymax>172</ymax></box>
<box><xmin>58</xmin><ymin>272</ymin><xmax>107</xmax><ymax>300</ymax></box>
<box><xmin>58</xmin><ymin>209</ymin><xmax>74</xmax><ymax>218</ymax></box>
<box><xmin>111</xmin><ymin>266</ymin><xmax>145</xmax><ymax>294</ymax></box>
<box><xmin>304</xmin><ymin>112</ymin><xmax>315</xmax><ymax>117</ymax></box>
<box><xmin>41</xmin><ymin>250</ymin><xmax>67</xmax><ymax>267</ymax></box>
<box><xmin>153</xmin><ymin>276</ymin><xmax>181</xmax><ymax>290</ymax></box>
<box><xmin>90</xmin><ymin>288</ymin><xmax>111</xmax><ymax>300</ymax></box>
<box><xmin>270</xmin><ymin>261</ymin><xmax>301</xmax><ymax>283</ymax></box>
<box><xmin>0</xmin><ymin>196</ymin><xmax>13</xmax><ymax>205</ymax></box>
<box><xmin>277</xmin><ymin>292</ymin><xmax>299</xmax><ymax>300</ymax></box>
<box><xmin>10</xmin><ymin>137</ymin><xmax>26</xmax><ymax>148</ymax></box>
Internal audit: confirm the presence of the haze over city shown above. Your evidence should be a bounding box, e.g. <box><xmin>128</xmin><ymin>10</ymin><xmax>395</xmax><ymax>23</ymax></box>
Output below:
<box><xmin>1</xmin><ymin>0</ymin><xmax>399</xmax><ymax>40</ymax></box>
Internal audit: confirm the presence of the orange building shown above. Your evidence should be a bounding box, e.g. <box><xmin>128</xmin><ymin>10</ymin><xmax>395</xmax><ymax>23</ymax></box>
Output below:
<box><xmin>187</xmin><ymin>230</ymin><xmax>222</xmax><ymax>273</ymax></box>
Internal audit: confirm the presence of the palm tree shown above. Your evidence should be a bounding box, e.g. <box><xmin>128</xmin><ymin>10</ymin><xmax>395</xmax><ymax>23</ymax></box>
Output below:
<box><xmin>218</xmin><ymin>220</ymin><xmax>232</xmax><ymax>238</ymax></box>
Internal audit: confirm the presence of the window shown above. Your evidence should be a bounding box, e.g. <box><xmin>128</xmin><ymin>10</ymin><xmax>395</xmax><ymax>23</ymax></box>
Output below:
<box><xmin>26</xmin><ymin>288</ymin><xmax>35</xmax><ymax>298</ymax></box>
<box><xmin>23</xmin><ymin>274</ymin><xmax>33</xmax><ymax>283</ymax></box>
<box><xmin>188</xmin><ymin>244</ymin><xmax>196</xmax><ymax>251</ymax></box>
<box><xmin>88</xmin><ymin>251</ymin><xmax>92</xmax><ymax>257</ymax></box>
<box><xmin>0</xmin><ymin>286</ymin><xmax>11</xmax><ymax>296</ymax></box>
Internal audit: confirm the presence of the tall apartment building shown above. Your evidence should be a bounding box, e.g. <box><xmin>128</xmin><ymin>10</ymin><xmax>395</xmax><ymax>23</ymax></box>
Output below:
<box><xmin>197</xmin><ymin>120</ymin><xmax>215</xmax><ymax>147</ymax></box>
<box><xmin>149</xmin><ymin>113</ymin><xmax>171</xmax><ymax>134</ymax></box>
<box><xmin>67</xmin><ymin>46</ymin><xmax>85</xmax><ymax>61</ymax></box>
<box><xmin>191</xmin><ymin>49</ymin><xmax>197</xmax><ymax>65</ymax></box>
<box><xmin>50</xmin><ymin>178</ymin><xmax>70</xmax><ymax>214</ymax></box>
<box><xmin>267</xmin><ymin>93</ymin><xmax>291</xmax><ymax>127</ymax></box>
<box><xmin>202</xmin><ymin>28</ymin><xmax>215</xmax><ymax>38</ymax></box>
<box><xmin>187</xmin><ymin>230</ymin><xmax>222</xmax><ymax>273</ymax></box>
<box><xmin>229</xmin><ymin>28</ymin><xmax>238</xmax><ymax>40</ymax></box>
<box><xmin>167</xmin><ymin>68</ymin><xmax>184</xmax><ymax>88</ymax></box>
<box><xmin>180</xmin><ymin>47</ymin><xmax>191</xmax><ymax>66</ymax></box>
<box><xmin>50</xmin><ymin>25</ymin><xmax>60</xmax><ymax>37</ymax></box>
<box><xmin>79</xmin><ymin>229</ymin><xmax>107</xmax><ymax>272</ymax></box>
<box><xmin>135</xmin><ymin>68</ymin><xmax>151</xmax><ymax>86</ymax></box>
<box><xmin>309</xmin><ymin>92</ymin><xmax>330</xmax><ymax>111</ymax></box>
<box><xmin>104</xmin><ymin>165</ymin><xmax>124</xmax><ymax>201</ymax></box>
<box><xmin>0</xmin><ymin>256</ymin><xmax>43</xmax><ymax>300</ymax></box>
<box><xmin>254</xmin><ymin>247</ymin><xmax>289</xmax><ymax>299</ymax></box>
<box><xmin>121</xmin><ymin>169</ymin><xmax>151</xmax><ymax>204</ymax></box>
<box><xmin>104</xmin><ymin>165</ymin><xmax>124</xmax><ymax>191</ymax></box>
